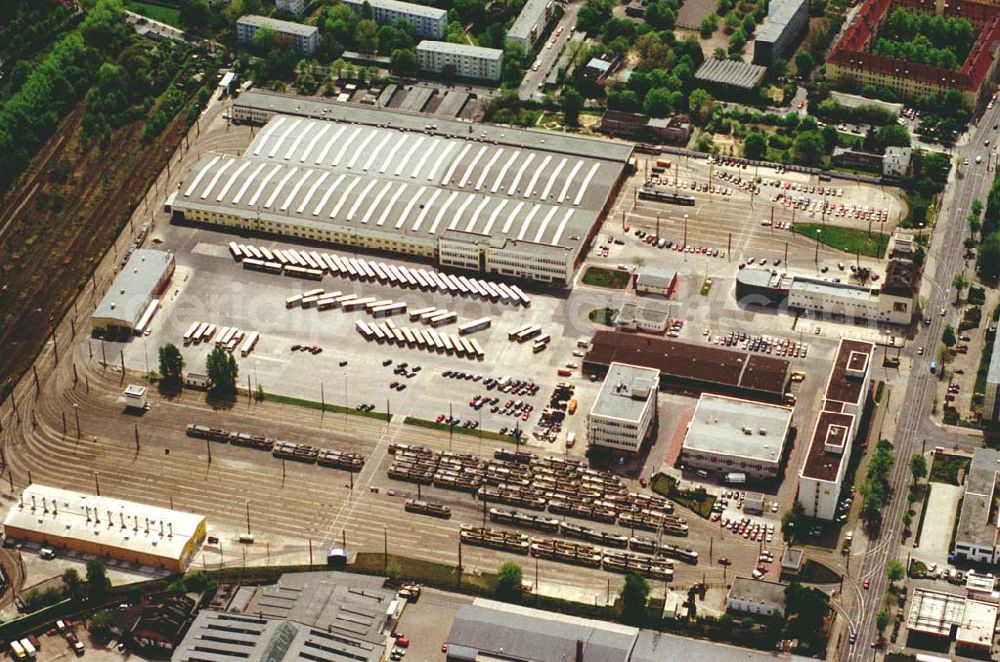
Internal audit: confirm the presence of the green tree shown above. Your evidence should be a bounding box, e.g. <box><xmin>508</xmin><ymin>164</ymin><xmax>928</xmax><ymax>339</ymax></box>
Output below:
<box><xmin>876</xmin><ymin>609</ymin><xmax>890</xmax><ymax>632</ymax></box>
<box><xmin>495</xmin><ymin>562</ymin><xmax>523</xmax><ymax>602</ymax></box>
<box><xmin>792</xmin><ymin>131</ymin><xmax>825</xmax><ymax>166</ymax></box>
<box><xmin>386</xmin><ymin>558</ymin><xmax>403</xmax><ymax>582</ymax></box>
<box><xmin>794</xmin><ymin>49</ymin><xmax>815</xmax><ymax>75</ymax></box>
<box><xmin>355</xmin><ymin>19</ymin><xmax>379</xmax><ymax>54</ymax></box>
<box><xmin>688</xmin><ymin>88</ymin><xmax>715</xmax><ymax>125</ymax></box>
<box><xmin>909</xmin><ymin>453</ymin><xmax>928</xmax><ymax>482</ymax></box>
<box><xmin>902</xmin><ymin>510</ymin><xmax>913</xmax><ymax>529</ymax></box>
<box><xmin>562</xmin><ymin>86</ymin><xmax>583</xmax><ymax>127</ymax></box>
<box><xmin>952</xmin><ymin>273</ymin><xmax>969</xmax><ymax>302</ymax></box>
<box><xmin>782</xmin><ymin>501</ymin><xmax>805</xmax><ymax>540</ymax></box>
<box><xmin>744</xmin><ymin>132</ymin><xmax>767</xmax><ymax>160</ymax></box>
<box><xmin>89</xmin><ymin>609</ymin><xmax>113</xmax><ymax>633</ymax></box>
<box><xmin>159</xmin><ymin>343</ymin><xmax>184</xmax><ymax>384</ymax></box>
<box><xmin>62</xmin><ymin>568</ymin><xmax>82</xmax><ymax>598</ymax></box>
<box><xmin>941</xmin><ymin>323</ymin><xmax>957</xmax><ymax>348</ymax></box>
<box><xmin>620</xmin><ymin>573</ymin><xmax>650</xmax><ymax>625</ymax></box>
<box><xmin>980</xmin><ymin>232</ymin><xmax>1000</xmax><ymax>282</ymax></box>
<box><xmin>177</xmin><ymin>0</ymin><xmax>211</xmax><ymax>31</ymax></box>
<box><xmin>886</xmin><ymin>559</ymin><xmax>905</xmax><ymax>584</ymax></box>
<box><xmin>86</xmin><ymin>559</ymin><xmax>109</xmax><ymax>599</ymax></box>
<box><xmin>642</xmin><ymin>87</ymin><xmax>674</xmax><ymax>117</ymax></box>
<box><xmin>784</xmin><ymin>582</ymin><xmax>828</xmax><ymax>643</ymax></box>
<box><xmin>206</xmin><ymin>346</ymin><xmax>239</xmax><ymax>396</ymax></box>
<box><xmin>390</xmin><ymin>48</ymin><xmax>417</xmax><ymax>76</ymax></box>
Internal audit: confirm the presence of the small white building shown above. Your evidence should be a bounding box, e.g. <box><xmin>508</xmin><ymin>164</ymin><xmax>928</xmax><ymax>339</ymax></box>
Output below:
<box><xmin>634</xmin><ymin>266</ymin><xmax>677</xmax><ymax>297</ymax></box>
<box><xmin>726</xmin><ymin>577</ymin><xmax>786</xmax><ymax>617</ymax></box>
<box><xmin>615</xmin><ymin>301</ymin><xmax>670</xmax><ymax>334</ymax></box>
<box><xmin>124</xmin><ymin>385</ymin><xmax>148</xmax><ymax>410</ymax></box>
<box><xmin>883</xmin><ymin>146</ymin><xmax>913</xmax><ymax>178</ymax></box>
<box><xmin>586</xmin><ymin>363</ymin><xmax>659</xmax><ymax>453</ymax></box>
<box><xmin>416</xmin><ymin>41</ymin><xmax>503</xmax><ymax>82</ymax></box>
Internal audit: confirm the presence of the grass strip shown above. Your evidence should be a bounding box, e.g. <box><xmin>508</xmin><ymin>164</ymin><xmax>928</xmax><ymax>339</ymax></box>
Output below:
<box><xmin>263</xmin><ymin>392</ymin><xmax>391</xmax><ymax>421</ymax></box>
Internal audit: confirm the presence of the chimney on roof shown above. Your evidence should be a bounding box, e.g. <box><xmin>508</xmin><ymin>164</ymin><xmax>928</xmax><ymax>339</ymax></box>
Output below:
<box><xmin>145</xmin><ymin>517</ymin><xmax>149</xmax><ymax>533</ymax></box>
<box><xmin>42</xmin><ymin>497</ymin><xmax>48</xmax><ymax>513</ymax></box>
<box><xmin>30</xmin><ymin>496</ymin><xmax>35</xmax><ymax>511</ymax></box>
<box><xmin>121</xmin><ymin>512</ymin><xmax>125</xmax><ymax>528</ymax></box>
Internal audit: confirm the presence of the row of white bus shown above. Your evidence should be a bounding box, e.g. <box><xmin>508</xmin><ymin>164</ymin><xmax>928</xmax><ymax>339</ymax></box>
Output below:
<box><xmin>230</xmin><ymin>242</ymin><xmax>531</xmax><ymax>306</ymax></box>
<box><xmin>182</xmin><ymin>321</ymin><xmax>260</xmax><ymax>356</ymax></box>
<box><xmin>356</xmin><ymin>319</ymin><xmax>485</xmax><ymax>360</ymax></box>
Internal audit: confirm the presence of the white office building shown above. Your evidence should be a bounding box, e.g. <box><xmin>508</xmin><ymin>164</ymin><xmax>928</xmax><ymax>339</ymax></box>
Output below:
<box><xmin>954</xmin><ymin>448</ymin><xmax>1000</xmax><ymax>564</ymax></box>
<box><xmin>236</xmin><ymin>15</ymin><xmax>319</xmax><ymax>55</ymax></box>
<box><xmin>276</xmin><ymin>0</ymin><xmax>305</xmax><ymax>14</ymax></box>
<box><xmin>587</xmin><ymin>363</ymin><xmax>659</xmax><ymax>453</ymax></box>
<box><xmin>340</xmin><ymin>0</ymin><xmax>447</xmax><ymax>39</ymax></box>
<box><xmin>506</xmin><ymin>0</ymin><xmax>553</xmax><ymax>51</ymax></box>
<box><xmin>797</xmin><ymin>339</ymin><xmax>874</xmax><ymax>519</ymax></box>
<box><xmin>416</xmin><ymin>41</ymin><xmax>504</xmax><ymax>82</ymax></box>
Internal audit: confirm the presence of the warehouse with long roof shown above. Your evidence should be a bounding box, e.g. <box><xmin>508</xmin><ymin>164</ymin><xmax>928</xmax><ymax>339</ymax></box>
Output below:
<box><xmin>166</xmin><ymin>91</ymin><xmax>632</xmax><ymax>286</ymax></box>
<box><xmin>3</xmin><ymin>485</ymin><xmax>206</xmax><ymax>572</ymax></box>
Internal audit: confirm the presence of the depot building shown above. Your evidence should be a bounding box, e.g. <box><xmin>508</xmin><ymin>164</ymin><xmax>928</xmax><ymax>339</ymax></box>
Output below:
<box><xmin>3</xmin><ymin>485</ymin><xmax>206</xmax><ymax>572</ymax></box>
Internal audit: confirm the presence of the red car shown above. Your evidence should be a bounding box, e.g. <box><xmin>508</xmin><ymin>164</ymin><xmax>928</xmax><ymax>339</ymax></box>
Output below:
<box><xmin>395</xmin><ymin>635</ymin><xmax>410</xmax><ymax>648</ymax></box>
<box><xmin>863</xmin><ymin>579</ymin><xmax>870</xmax><ymax>590</ymax></box>
<box><xmin>718</xmin><ymin>557</ymin><xmax>731</xmax><ymax>565</ymax></box>
<box><xmin>436</xmin><ymin>414</ymin><xmax>445</xmax><ymax>423</ymax></box>
<box><xmin>639</xmin><ymin>477</ymin><xmax>647</xmax><ymax>488</ymax></box>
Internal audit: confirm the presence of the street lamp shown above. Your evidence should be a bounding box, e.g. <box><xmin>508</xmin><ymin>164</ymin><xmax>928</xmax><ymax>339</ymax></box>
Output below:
<box><xmin>814</xmin><ymin>229</ymin><xmax>822</xmax><ymax>266</ymax></box>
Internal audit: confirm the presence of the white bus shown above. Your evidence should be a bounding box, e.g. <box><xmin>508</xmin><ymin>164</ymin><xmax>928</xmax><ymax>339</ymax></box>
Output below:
<box><xmin>9</xmin><ymin>640</ymin><xmax>27</xmax><ymax>660</ymax></box>
<box><xmin>219</xmin><ymin>327</ymin><xmax>238</xmax><ymax>347</ymax></box>
<box><xmin>301</xmin><ymin>252</ymin><xmax>320</xmax><ymax>270</ymax></box>
<box><xmin>360</xmin><ymin>259</ymin><xmax>377</xmax><ymax>280</ymax></box>
<box><xmin>458</xmin><ymin>318</ymin><xmax>491</xmax><ymax>335</ymax></box>
<box><xmin>343</xmin><ymin>296</ymin><xmax>377</xmax><ymax>312</ymax></box>
<box><xmin>336</xmin><ymin>293</ymin><xmax>358</xmax><ymax>305</ymax></box>
<box><xmin>429</xmin><ymin>330</ymin><xmax>445</xmax><ymax>352</ymax></box>
<box><xmin>240</xmin><ymin>331</ymin><xmax>259</xmax><ymax>356</ymax></box>
<box><xmin>392</xmin><ymin>328</ymin><xmax>406</xmax><ymax>344</ymax></box>
<box><xmin>373</xmin><ymin>303</ymin><xmax>407</xmax><ymax>318</ymax></box>
<box><xmin>301</xmin><ymin>295</ymin><xmax>320</xmax><ymax>308</ymax></box>
<box><xmin>483</xmin><ymin>281</ymin><xmax>503</xmax><ymax>301</ymax></box>
<box><xmin>322</xmin><ymin>254</ymin><xmax>340</xmax><ymax>275</ymax></box>
<box><xmin>497</xmin><ymin>283</ymin><xmax>517</xmax><ymax>302</ymax></box>
<box><xmin>201</xmin><ymin>324</ymin><xmax>217</xmax><ymax>342</ymax></box>
<box><xmin>341</xmin><ymin>258</ymin><xmax>357</xmax><ymax>278</ymax></box>
<box><xmin>370</xmin><ymin>323</ymin><xmax>386</xmax><ymax>342</ymax></box>
<box><xmin>355</xmin><ymin>320</ymin><xmax>374</xmax><ymax>339</ymax></box>
<box><xmin>302</xmin><ymin>288</ymin><xmax>325</xmax><ymax>299</ymax></box>
<box><xmin>409</xmin><ymin>307</ymin><xmax>435</xmax><ymax>322</ymax></box>
<box><xmin>310</xmin><ymin>251</ymin><xmax>326</xmax><ymax>271</ymax></box>
<box><xmin>192</xmin><ymin>322</ymin><xmax>209</xmax><ymax>344</ymax></box>
<box><xmin>229</xmin><ymin>242</ymin><xmax>243</xmax><ymax>260</ymax></box>
<box><xmin>316</xmin><ymin>293</ymin><xmax>342</xmax><ymax>311</ymax></box>
<box><xmin>508</xmin><ymin>324</ymin><xmax>532</xmax><ymax>340</ymax></box>
<box><xmin>514</xmin><ymin>325</ymin><xmax>542</xmax><ymax>342</ymax></box>
<box><xmin>245</xmin><ymin>245</ymin><xmax>263</xmax><ymax>260</ymax></box>
<box><xmin>330</xmin><ymin>254</ymin><xmax>347</xmax><ymax>275</ymax></box>
<box><xmin>271</xmin><ymin>250</ymin><xmax>289</xmax><ymax>265</ymax></box>
<box><xmin>468</xmin><ymin>337</ymin><xmax>485</xmax><ymax>359</ymax></box>
<box><xmin>412</xmin><ymin>269</ymin><xmax>429</xmax><ymax>290</ymax></box>
<box><xmin>286</xmin><ymin>294</ymin><xmax>304</xmax><ymax>308</ymax></box>
<box><xmin>532</xmin><ymin>339</ymin><xmax>548</xmax><ymax>353</ymax></box>
<box><xmin>366</xmin><ymin>299</ymin><xmax>394</xmax><ymax>312</ymax></box>
<box><xmin>134</xmin><ymin>299</ymin><xmax>159</xmax><ymax>336</ymax></box>
<box><xmin>534</xmin><ymin>333</ymin><xmax>551</xmax><ymax>345</ymax></box>
<box><xmin>441</xmin><ymin>333</ymin><xmax>454</xmax><ymax>353</ymax></box>
<box><xmin>260</xmin><ymin>246</ymin><xmax>275</xmax><ymax>262</ymax></box>
<box><xmin>370</xmin><ymin>261</ymin><xmax>388</xmax><ymax>282</ymax></box>
<box><xmin>402</xmin><ymin>328</ymin><xmax>417</xmax><ymax>346</ymax></box>
<box><xmin>451</xmin><ymin>276</ymin><xmax>469</xmax><ymax>295</ymax></box>
<box><xmin>430</xmin><ymin>311</ymin><xmax>457</xmax><ymax>327</ymax></box>
<box><xmin>511</xmin><ymin>285</ymin><xmax>531</xmax><ymax>306</ymax></box>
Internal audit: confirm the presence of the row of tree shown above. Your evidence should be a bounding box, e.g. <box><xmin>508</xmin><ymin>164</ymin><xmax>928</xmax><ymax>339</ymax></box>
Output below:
<box><xmin>159</xmin><ymin>343</ymin><xmax>238</xmax><ymax>396</ymax></box>
<box><xmin>860</xmin><ymin>440</ymin><xmax>896</xmax><ymax>530</ymax></box>
<box><xmin>872</xmin><ymin>35</ymin><xmax>963</xmax><ymax>71</ymax></box>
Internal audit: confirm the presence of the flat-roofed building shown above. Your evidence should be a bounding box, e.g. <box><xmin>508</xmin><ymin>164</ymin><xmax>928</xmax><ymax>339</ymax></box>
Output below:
<box><xmin>753</xmin><ymin>0</ymin><xmax>809</xmax><ymax>66</ymax></box>
<box><xmin>172</xmin><ymin>91</ymin><xmax>632</xmax><ymax>287</ymax></box>
<box><xmin>984</xmin><ymin>334</ymin><xmax>1000</xmax><ymax>422</ymax></box>
<box><xmin>680</xmin><ymin>394</ymin><xmax>793</xmax><ymax>480</ymax></box>
<box><xmin>954</xmin><ymin>447</ymin><xmax>1000</xmax><ymax>564</ymax></box>
<box><xmin>276</xmin><ymin>0</ymin><xmax>305</xmax><ymax>14</ymax></box>
<box><xmin>797</xmin><ymin>339</ymin><xmax>874</xmax><ymax>519</ymax></box>
<box><xmin>694</xmin><ymin>59</ymin><xmax>768</xmax><ymax>90</ymax></box>
<box><xmin>3</xmin><ymin>485</ymin><xmax>206</xmax><ymax>571</ymax></box>
<box><xmin>726</xmin><ymin>577</ymin><xmax>787</xmax><ymax>616</ymax></box>
<box><xmin>587</xmin><ymin>363</ymin><xmax>660</xmax><ymax>453</ymax></box>
<box><xmin>91</xmin><ymin>249</ymin><xmax>175</xmax><ymax>337</ymax></box>
<box><xmin>340</xmin><ymin>0</ymin><xmax>446</xmax><ymax>39</ymax></box>
<box><xmin>965</xmin><ymin>572</ymin><xmax>999</xmax><ymax>603</ymax></box>
<box><xmin>616</xmin><ymin>300</ymin><xmax>671</xmax><ymax>333</ymax></box>
<box><xmin>583</xmin><ymin>330</ymin><xmax>790</xmax><ymax>403</ymax></box>
<box><xmin>236</xmin><ymin>15</ymin><xmax>318</xmax><ymax>55</ymax></box>
<box><xmin>906</xmin><ymin>588</ymin><xmax>998</xmax><ymax>656</ymax></box>
<box><xmin>416</xmin><ymin>41</ymin><xmax>503</xmax><ymax>81</ymax></box>
<box><xmin>506</xmin><ymin>0</ymin><xmax>553</xmax><ymax>51</ymax></box>
<box><xmin>634</xmin><ymin>265</ymin><xmax>677</xmax><ymax>297</ymax></box>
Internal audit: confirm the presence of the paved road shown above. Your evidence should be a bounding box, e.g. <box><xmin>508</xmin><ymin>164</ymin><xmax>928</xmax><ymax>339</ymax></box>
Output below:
<box><xmin>518</xmin><ymin>7</ymin><xmax>580</xmax><ymax>102</ymax></box>
<box><xmin>843</xmin><ymin>104</ymin><xmax>1000</xmax><ymax>661</ymax></box>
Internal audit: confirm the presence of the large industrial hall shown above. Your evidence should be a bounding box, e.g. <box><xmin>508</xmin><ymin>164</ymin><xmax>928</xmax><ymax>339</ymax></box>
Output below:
<box><xmin>166</xmin><ymin>91</ymin><xmax>633</xmax><ymax>285</ymax></box>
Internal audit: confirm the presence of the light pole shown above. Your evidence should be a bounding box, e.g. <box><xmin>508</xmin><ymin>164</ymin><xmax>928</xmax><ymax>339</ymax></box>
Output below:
<box><xmin>73</xmin><ymin>404</ymin><xmax>81</xmax><ymax>438</ymax></box>
<box><xmin>815</xmin><ymin>228</ymin><xmax>822</xmax><ymax>266</ymax></box>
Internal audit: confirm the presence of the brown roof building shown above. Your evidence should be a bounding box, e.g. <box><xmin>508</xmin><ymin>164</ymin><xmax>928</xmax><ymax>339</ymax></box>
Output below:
<box><xmin>798</xmin><ymin>339</ymin><xmax>874</xmax><ymax>519</ymax></box>
<box><xmin>583</xmin><ymin>330</ymin><xmax>789</xmax><ymax>402</ymax></box>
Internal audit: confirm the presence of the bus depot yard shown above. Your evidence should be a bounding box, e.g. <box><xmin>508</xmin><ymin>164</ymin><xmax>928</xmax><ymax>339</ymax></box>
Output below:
<box><xmin>6</xmin><ymin>83</ymin><xmax>917</xmax><ymax>609</ymax></box>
